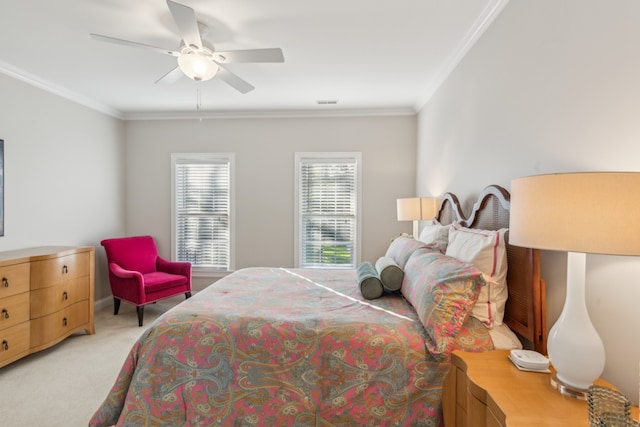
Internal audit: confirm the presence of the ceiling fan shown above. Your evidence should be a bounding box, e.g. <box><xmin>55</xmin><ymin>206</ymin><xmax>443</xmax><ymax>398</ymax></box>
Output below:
<box><xmin>90</xmin><ymin>0</ymin><xmax>284</xmax><ymax>94</ymax></box>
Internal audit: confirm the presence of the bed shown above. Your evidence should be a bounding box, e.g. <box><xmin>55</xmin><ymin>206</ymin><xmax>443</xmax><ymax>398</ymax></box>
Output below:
<box><xmin>89</xmin><ymin>185</ymin><xmax>546</xmax><ymax>427</ymax></box>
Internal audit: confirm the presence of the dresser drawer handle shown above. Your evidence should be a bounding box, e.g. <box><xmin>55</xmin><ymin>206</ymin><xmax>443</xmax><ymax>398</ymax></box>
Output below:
<box><xmin>2</xmin><ymin>340</ymin><xmax>7</xmax><ymax>351</ymax></box>
<box><xmin>62</xmin><ymin>265</ymin><xmax>68</xmax><ymax>274</ymax></box>
<box><xmin>2</xmin><ymin>277</ymin><xmax>7</xmax><ymax>288</ymax></box>
<box><xmin>1</xmin><ymin>308</ymin><xmax>8</xmax><ymax>319</ymax></box>
<box><xmin>63</xmin><ymin>291</ymin><xmax>68</xmax><ymax>300</ymax></box>
<box><xmin>62</xmin><ymin>317</ymin><xmax>68</xmax><ymax>327</ymax></box>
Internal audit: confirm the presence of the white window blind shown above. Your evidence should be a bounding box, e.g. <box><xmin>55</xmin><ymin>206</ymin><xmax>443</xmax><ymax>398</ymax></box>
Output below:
<box><xmin>296</xmin><ymin>154</ymin><xmax>361</xmax><ymax>269</ymax></box>
<box><xmin>172</xmin><ymin>154</ymin><xmax>234</xmax><ymax>272</ymax></box>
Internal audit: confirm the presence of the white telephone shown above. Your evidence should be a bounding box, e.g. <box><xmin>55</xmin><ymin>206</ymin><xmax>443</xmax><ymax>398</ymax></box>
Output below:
<box><xmin>509</xmin><ymin>349</ymin><xmax>550</xmax><ymax>372</ymax></box>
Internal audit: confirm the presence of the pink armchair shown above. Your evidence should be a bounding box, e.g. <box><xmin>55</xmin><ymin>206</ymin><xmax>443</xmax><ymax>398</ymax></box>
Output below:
<box><xmin>101</xmin><ymin>235</ymin><xmax>192</xmax><ymax>326</ymax></box>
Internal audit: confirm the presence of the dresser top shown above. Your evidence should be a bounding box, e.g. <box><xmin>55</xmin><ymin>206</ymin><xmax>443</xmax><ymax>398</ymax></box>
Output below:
<box><xmin>0</xmin><ymin>246</ymin><xmax>94</xmax><ymax>265</ymax></box>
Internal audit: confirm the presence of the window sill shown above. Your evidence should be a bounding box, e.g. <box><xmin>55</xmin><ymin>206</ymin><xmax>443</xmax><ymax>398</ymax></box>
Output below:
<box><xmin>192</xmin><ymin>269</ymin><xmax>234</xmax><ymax>279</ymax></box>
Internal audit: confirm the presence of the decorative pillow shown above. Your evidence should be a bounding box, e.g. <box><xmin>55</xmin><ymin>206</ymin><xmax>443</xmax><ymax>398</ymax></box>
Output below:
<box><xmin>374</xmin><ymin>256</ymin><xmax>404</xmax><ymax>291</ymax></box>
<box><xmin>402</xmin><ymin>248</ymin><xmax>485</xmax><ymax>355</ymax></box>
<box><xmin>488</xmin><ymin>324</ymin><xmax>523</xmax><ymax>350</ymax></box>
<box><xmin>418</xmin><ymin>219</ymin><xmax>451</xmax><ymax>253</ymax></box>
<box><xmin>450</xmin><ymin>316</ymin><xmax>495</xmax><ymax>353</ymax></box>
<box><xmin>385</xmin><ymin>236</ymin><xmax>427</xmax><ymax>269</ymax></box>
<box><xmin>356</xmin><ymin>262</ymin><xmax>384</xmax><ymax>300</ymax></box>
<box><xmin>445</xmin><ymin>223</ymin><xmax>508</xmax><ymax>327</ymax></box>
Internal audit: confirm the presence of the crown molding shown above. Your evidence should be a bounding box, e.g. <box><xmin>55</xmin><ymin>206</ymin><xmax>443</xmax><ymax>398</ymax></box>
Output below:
<box><xmin>414</xmin><ymin>0</ymin><xmax>510</xmax><ymax>111</ymax></box>
<box><xmin>0</xmin><ymin>59</ymin><xmax>415</xmax><ymax>121</ymax></box>
<box><xmin>122</xmin><ymin>107</ymin><xmax>417</xmax><ymax>121</ymax></box>
<box><xmin>0</xmin><ymin>60</ymin><xmax>124</xmax><ymax>120</ymax></box>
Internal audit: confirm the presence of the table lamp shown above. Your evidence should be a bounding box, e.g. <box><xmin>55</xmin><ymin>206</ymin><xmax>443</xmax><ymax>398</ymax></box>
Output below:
<box><xmin>509</xmin><ymin>172</ymin><xmax>640</xmax><ymax>399</ymax></box>
<box><xmin>397</xmin><ymin>197</ymin><xmax>438</xmax><ymax>237</ymax></box>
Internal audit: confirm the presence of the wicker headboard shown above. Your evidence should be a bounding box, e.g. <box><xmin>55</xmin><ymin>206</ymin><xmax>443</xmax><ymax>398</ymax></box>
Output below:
<box><xmin>435</xmin><ymin>185</ymin><xmax>547</xmax><ymax>354</ymax></box>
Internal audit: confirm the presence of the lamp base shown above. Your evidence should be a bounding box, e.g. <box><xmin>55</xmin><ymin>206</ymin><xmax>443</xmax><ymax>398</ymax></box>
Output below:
<box><xmin>550</xmin><ymin>373</ymin><xmax>588</xmax><ymax>400</ymax></box>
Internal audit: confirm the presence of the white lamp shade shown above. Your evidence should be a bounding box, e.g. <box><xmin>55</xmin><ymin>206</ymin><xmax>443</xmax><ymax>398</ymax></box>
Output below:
<box><xmin>510</xmin><ymin>172</ymin><xmax>640</xmax><ymax>255</ymax></box>
<box><xmin>178</xmin><ymin>53</ymin><xmax>219</xmax><ymax>82</ymax></box>
<box><xmin>397</xmin><ymin>197</ymin><xmax>438</xmax><ymax>221</ymax></box>
<box><xmin>397</xmin><ymin>198</ymin><xmax>421</xmax><ymax>221</ymax></box>
<box><xmin>420</xmin><ymin>197</ymin><xmax>438</xmax><ymax>221</ymax></box>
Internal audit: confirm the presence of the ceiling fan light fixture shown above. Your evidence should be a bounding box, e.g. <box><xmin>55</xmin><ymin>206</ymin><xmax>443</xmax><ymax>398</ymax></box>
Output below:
<box><xmin>91</xmin><ymin>1</ymin><xmax>282</xmax><ymax>92</ymax></box>
<box><xmin>178</xmin><ymin>50</ymin><xmax>218</xmax><ymax>82</ymax></box>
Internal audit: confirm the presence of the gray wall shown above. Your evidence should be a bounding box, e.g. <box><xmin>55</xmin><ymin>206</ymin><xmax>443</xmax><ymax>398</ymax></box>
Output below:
<box><xmin>124</xmin><ymin>115</ymin><xmax>417</xmax><ymax>290</ymax></box>
<box><xmin>417</xmin><ymin>0</ymin><xmax>640</xmax><ymax>403</ymax></box>
<box><xmin>0</xmin><ymin>73</ymin><xmax>125</xmax><ymax>301</ymax></box>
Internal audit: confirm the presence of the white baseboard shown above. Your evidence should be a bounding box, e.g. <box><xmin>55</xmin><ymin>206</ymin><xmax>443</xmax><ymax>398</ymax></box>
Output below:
<box><xmin>93</xmin><ymin>291</ymin><xmax>201</xmax><ymax>312</ymax></box>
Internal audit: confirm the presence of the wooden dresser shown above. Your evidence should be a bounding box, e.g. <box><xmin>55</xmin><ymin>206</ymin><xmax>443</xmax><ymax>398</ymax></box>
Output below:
<box><xmin>0</xmin><ymin>246</ymin><xmax>94</xmax><ymax>368</ymax></box>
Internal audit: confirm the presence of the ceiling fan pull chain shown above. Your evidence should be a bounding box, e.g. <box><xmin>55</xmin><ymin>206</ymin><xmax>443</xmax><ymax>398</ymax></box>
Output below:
<box><xmin>196</xmin><ymin>81</ymin><xmax>202</xmax><ymax>111</ymax></box>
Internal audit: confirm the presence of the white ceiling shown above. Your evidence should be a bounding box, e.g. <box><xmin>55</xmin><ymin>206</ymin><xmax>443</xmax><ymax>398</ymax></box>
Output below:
<box><xmin>0</xmin><ymin>0</ymin><xmax>507</xmax><ymax>119</ymax></box>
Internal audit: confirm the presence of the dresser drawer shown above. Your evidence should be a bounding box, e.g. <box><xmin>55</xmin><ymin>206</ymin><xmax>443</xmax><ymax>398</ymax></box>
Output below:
<box><xmin>30</xmin><ymin>302</ymin><xmax>89</xmax><ymax>349</ymax></box>
<box><xmin>30</xmin><ymin>276</ymin><xmax>89</xmax><ymax>319</ymax></box>
<box><xmin>487</xmin><ymin>410</ymin><xmax>504</xmax><ymax>427</ymax></box>
<box><xmin>0</xmin><ymin>262</ymin><xmax>30</xmax><ymax>298</ymax></box>
<box><xmin>0</xmin><ymin>292</ymin><xmax>30</xmax><ymax>331</ymax></box>
<box><xmin>30</xmin><ymin>252</ymin><xmax>90</xmax><ymax>290</ymax></box>
<box><xmin>0</xmin><ymin>322</ymin><xmax>30</xmax><ymax>367</ymax></box>
<box><xmin>467</xmin><ymin>388</ymin><xmax>488</xmax><ymax>427</ymax></box>
<box><xmin>456</xmin><ymin>366</ymin><xmax>467</xmax><ymax>411</ymax></box>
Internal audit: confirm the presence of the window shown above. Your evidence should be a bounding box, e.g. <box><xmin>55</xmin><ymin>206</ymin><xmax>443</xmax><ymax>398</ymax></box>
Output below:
<box><xmin>295</xmin><ymin>153</ymin><xmax>361</xmax><ymax>269</ymax></box>
<box><xmin>172</xmin><ymin>153</ymin><xmax>234</xmax><ymax>274</ymax></box>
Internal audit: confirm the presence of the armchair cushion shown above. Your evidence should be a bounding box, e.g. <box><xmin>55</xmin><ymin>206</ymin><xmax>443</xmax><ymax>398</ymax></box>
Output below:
<box><xmin>143</xmin><ymin>272</ymin><xmax>188</xmax><ymax>293</ymax></box>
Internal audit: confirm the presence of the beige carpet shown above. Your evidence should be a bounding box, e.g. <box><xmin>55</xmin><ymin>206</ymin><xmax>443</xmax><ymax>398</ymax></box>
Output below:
<box><xmin>0</xmin><ymin>296</ymin><xmax>186</xmax><ymax>427</ymax></box>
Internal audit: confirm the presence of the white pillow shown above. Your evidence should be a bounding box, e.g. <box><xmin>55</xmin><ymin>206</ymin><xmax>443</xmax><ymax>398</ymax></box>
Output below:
<box><xmin>488</xmin><ymin>324</ymin><xmax>522</xmax><ymax>350</ymax></box>
<box><xmin>445</xmin><ymin>223</ymin><xmax>508</xmax><ymax>327</ymax></box>
<box><xmin>418</xmin><ymin>219</ymin><xmax>450</xmax><ymax>252</ymax></box>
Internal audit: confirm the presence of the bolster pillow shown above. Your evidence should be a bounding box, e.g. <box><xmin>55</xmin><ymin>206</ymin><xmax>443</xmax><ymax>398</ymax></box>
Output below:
<box><xmin>375</xmin><ymin>256</ymin><xmax>404</xmax><ymax>292</ymax></box>
<box><xmin>356</xmin><ymin>262</ymin><xmax>384</xmax><ymax>300</ymax></box>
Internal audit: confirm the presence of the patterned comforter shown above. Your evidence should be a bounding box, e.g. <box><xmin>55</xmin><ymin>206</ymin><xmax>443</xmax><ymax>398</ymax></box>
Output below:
<box><xmin>89</xmin><ymin>267</ymin><xmax>492</xmax><ymax>427</ymax></box>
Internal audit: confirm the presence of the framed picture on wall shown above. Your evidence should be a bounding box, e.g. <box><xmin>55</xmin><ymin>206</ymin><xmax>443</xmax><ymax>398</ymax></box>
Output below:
<box><xmin>0</xmin><ymin>139</ymin><xmax>4</xmax><ymax>236</ymax></box>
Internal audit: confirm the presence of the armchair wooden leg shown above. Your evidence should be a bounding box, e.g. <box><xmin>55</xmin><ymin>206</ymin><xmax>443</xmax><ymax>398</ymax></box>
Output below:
<box><xmin>136</xmin><ymin>306</ymin><xmax>144</xmax><ymax>327</ymax></box>
<box><xmin>113</xmin><ymin>297</ymin><xmax>121</xmax><ymax>315</ymax></box>
<box><xmin>185</xmin><ymin>292</ymin><xmax>192</xmax><ymax>299</ymax></box>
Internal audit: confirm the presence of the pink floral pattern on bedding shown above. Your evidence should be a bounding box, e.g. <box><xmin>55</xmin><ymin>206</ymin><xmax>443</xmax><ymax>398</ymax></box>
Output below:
<box><xmin>452</xmin><ymin>315</ymin><xmax>495</xmax><ymax>353</ymax></box>
<box><xmin>402</xmin><ymin>248</ymin><xmax>485</xmax><ymax>355</ymax></box>
<box><xmin>89</xmin><ymin>267</ymin><xmax>492</xmax><ymax>427</ymax></box>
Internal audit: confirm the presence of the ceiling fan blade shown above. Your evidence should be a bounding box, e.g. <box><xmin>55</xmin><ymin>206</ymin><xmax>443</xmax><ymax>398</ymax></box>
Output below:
<box><xmin>90</xmin><ymin>33</ymin><xmax>180</xmax><ymax>57</ymax></box>
<box><xmin>155</xmin><ymin>66</ymin><xmax>184</xmax><ymax>84</ymax></box>
<box><xmin>166</xmin><ymin>0</ymin><xmax>202</xmax><ymax>50</ymax></box>
<box><xmin>214</xmin><ymin>48</ymin><xmax>284</xmax><ymax>63</ymax></box>
<box><xmin>216</xmin><ymin>65</ymin><xmax>255</xmax><ymax>94</ymax></box>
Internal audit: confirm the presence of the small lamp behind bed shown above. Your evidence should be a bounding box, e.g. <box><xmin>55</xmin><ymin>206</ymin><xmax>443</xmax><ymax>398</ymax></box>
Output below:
<box><xmin>397</xmin><ymin>197</ymin><xmax>438</xmax><ymax>237</ymax></box>
<box><xmin>509</xmin><ymin>172</ymin><xmax>640</xmax><ymax>399</ymax></box>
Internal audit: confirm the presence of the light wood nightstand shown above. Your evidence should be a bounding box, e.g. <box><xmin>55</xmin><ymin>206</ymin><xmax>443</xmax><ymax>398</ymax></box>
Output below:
<box><xmin>442</xmin><ymin>350</ymin><xmax>639</xmax><ymax>427</ymax></box>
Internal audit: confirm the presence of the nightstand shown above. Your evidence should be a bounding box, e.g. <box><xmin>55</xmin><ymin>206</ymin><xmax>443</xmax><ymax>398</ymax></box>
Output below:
<box><xmin>442</xmin><ymin>350</ymin><xmax>639</xmax><ymax>427</ymax></box>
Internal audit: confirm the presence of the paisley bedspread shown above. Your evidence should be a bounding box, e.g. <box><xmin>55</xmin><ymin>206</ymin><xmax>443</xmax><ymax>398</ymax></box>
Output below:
<box><xmin>89</xmin><ymin>267</ymin><xmax>491</xmax><ymax>427</ymax></box>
